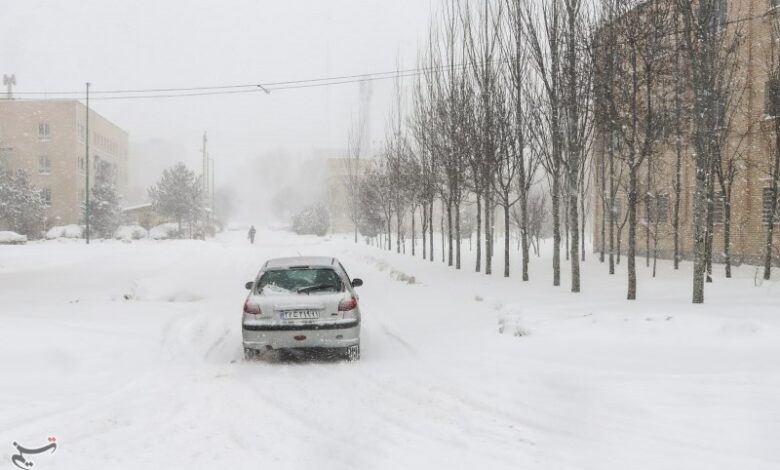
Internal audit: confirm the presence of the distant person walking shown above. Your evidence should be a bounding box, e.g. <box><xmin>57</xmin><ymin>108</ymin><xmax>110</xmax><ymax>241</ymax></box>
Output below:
<box><xmin>248</xmin><ymin>225</ymin><xmax>256</xmax><ymax>244</ymax></box>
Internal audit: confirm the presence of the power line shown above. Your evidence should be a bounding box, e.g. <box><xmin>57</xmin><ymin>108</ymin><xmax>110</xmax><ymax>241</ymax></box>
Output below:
<box><xmin>7</xmin><ymin>8</ymin><xmax>766</xmax><ymax>101</ymax></box>
<box><xmin>10</xmin><ymin>63</ymin><xmax>468</xmax><ymax>99</ymax></box>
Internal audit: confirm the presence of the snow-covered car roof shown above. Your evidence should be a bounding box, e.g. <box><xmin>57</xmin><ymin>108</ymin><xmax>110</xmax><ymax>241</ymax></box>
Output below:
<box><xmin>263</xmin><ymin>256</ymin><xmax>337</xmax><ymax>269</ymax></box>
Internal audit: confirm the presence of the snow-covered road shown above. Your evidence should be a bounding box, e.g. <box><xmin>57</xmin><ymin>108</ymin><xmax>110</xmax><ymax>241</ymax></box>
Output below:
<box><xmin>1</xmin><ymin>229</ymin><xmax>779</xmax><ymax>469</ymax></box>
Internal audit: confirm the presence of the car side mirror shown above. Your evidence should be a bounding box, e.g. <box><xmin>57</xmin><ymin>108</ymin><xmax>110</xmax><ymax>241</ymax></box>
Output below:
<box><xmin>245</xmin><ymin>281</ymin><xmax>254</xmax><ymax>290</ymax></box>
<box><xmin>351</xmin><ymin>278</ymin><xmax>363</xmax><ymax>288</ymax></box>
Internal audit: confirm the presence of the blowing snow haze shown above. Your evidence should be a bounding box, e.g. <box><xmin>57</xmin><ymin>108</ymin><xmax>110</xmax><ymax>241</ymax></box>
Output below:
<box><xmin>2</xmin><ymin>1</ymin><xmax>780</xmax><ymax>469</ymax></box>
<box><xmin>0</xmin><ymin>0</ymin><xmax>431</xmax><ymax>223</ymax></box>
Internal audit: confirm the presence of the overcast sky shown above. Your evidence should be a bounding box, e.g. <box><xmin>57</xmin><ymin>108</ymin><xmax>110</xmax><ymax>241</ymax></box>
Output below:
<box><xmin>1</xmin><ymin>0</ymin><xmax>434</xmax><ymax>212</ymax></box>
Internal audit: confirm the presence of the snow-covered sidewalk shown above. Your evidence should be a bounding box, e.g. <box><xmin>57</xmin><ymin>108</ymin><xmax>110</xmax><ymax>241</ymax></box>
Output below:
<box><xmin>1</xmin><ymin>229</ymin><xmax>778</xmax><ymax>469</ymax></box>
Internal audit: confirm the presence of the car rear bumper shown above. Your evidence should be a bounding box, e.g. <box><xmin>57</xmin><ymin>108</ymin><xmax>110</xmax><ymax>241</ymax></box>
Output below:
<box><xmin>242</xmin><ymin>319</ymin><xmax>360</xmax><ymax>350</ymax></box>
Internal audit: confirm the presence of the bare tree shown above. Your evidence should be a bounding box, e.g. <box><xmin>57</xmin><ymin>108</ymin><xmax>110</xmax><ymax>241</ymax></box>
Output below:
<box><xmin>464</xmin><ymin>0</ymin><xmax>504</xmax><ymax>276</ymax></box>
<box><xmin>561</xmin><ymin>0</ymin><xmax>594</xmax><ymax>292</ymax></box>
<box><xmin>503</xmin><ymin>0</ymin><xmax>540</xmax><ymax>281</ymax></box>
<box><xmin>525</xmin><ymin>0</ymin><xmax>565</xmax><ymax>286</ymax></box>
<box><xmin>711</xmin><ymin>60</ymin><xmax>748</xmax><ymax>279</ymax></box>
<box><xmin>676</xmin><ymin>0</ymin><xmax>740</xmax><ymax>303</ymax></box>
<box><xmin>345</xmin><ymin>114</ymin><xmax>366</xmax><ymax>244</ymax></box>
<box><xmin>492</xmin><ymin>84</ymin><xmax>521</xmax><ymax>277</ymax></box>
<box><xmin>601</xmin><ymin>0</ymin><xmax>671</xmax><ymax>300</ymax></box>
<box><xmin>594</xmin><ymin>0</ymin><xmax>627</xmax><ymax>276</ymax></box>
<box><xmin>670</xmin><ymin>11</ymin><xmax>689</xmax><ymax>271</ymax></box>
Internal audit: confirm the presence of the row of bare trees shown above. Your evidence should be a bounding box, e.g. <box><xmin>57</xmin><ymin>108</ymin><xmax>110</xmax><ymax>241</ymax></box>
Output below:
<box><xmin>344</xmin><ymin>0</ymin><xmax>780</xmax><ymax>304</ymax></box>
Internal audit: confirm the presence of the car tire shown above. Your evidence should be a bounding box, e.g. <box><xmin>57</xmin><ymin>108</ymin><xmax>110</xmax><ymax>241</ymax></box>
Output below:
<box><xmin>244</xmin><ymin>348</ymin><xmax>257</xmax><ymax>361</ymax></box>
<box><xmin>345</xmin><ymin>343</ymin><xmax>360</xmax><ymax>362</ymax></box>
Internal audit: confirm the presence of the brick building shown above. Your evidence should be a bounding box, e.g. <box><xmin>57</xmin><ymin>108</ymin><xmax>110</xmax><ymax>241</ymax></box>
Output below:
<box><xmin>0</xmin><ymin>100</ymin><xmax>128</xmax><ymax>227</ymax></box>
<box><xmin>592</xmin><ymin>0</ymin><xmax>780</xmax><ymax>267</ymax></box>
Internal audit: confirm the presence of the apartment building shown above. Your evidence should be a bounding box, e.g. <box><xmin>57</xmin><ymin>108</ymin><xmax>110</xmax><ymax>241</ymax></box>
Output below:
<box><xmin>592</xmin><ymin>0</ymin><xmax>780</xmax><ymax>267</ymax></box>
<box><xmin>0</xmin><ymin>100</ymin><xmax>128</xmax><ymax>226</ymax></box>
<box><xmin>324</xmin><ymin>155</ymin><xmax>374</xmax><ymax>234</ymax></box>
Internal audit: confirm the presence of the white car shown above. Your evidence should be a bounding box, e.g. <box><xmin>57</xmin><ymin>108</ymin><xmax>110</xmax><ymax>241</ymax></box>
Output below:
<box><xmin>242</xmin><ymin>256</ymin><xmax>362</xmax><ymax>361</ymax></box>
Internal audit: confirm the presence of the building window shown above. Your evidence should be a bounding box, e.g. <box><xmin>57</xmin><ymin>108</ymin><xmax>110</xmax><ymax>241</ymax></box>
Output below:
<box><xmin>38</xmin><ymin>122</ymin><xmax>51</xmax><ymax>141</ymax></box>
<box><xmin>41</xmin><ymin>188</ymin><xmax>52</xmax><ymax>207</ymax></box>
<box><xmin>646</xmin><ymin>194</ymin><xmax>670</xmax><ymax>224</ymax></box>
<box><xmin>766</xmin><ymin>79</ymin><xmax>780</xmax><ymax>117</ymax></box>
<box><xmin>712</xmin><ymin>192</ymin><xmax>726</xmax><ymax>224</ymax></box>
<box><xmin>658</xmin><ymin>195</ymin><xmax>670</xmax><ymax>224</ymax></box>
<box><xmin>78</xmin><ymin>156</ymin><xmax>86</xmax><ymax>174</ymax></box>
<box><xmin>763</xmin><ymin>187</ymin><xmax>780</xmax><ymax>224</ymax></box>
<box><xmin>78</xmin><ymin>124</ymin><xmax>86</xmax><ymax>143</ymax></box>
<box><xmin>39</xmin><ymin>156</ymin><xmax>52</xmax><ymax>175</ymax></box>
<box><xmin>608</xmin><ymin>198</ymin><xmax>622</xmax><ymax>221</ymax></box>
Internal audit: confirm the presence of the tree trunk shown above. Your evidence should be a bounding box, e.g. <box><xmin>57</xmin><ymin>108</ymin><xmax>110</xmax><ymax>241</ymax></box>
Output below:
<box><xmin>475</xmin><ymin>192</ymin><xmax>482</xmax><ymax>272</ymax></box>
<box><xmin>724</xmin><ymin>196</ymin><xmax>732</xmax><ymax>278</ymax></box>
<box><xmin>652</xmin><ymin>229</ymin><xmax>658</xmax><ymax>278</ymax></box>
<box><xmin>429</xmin><ymin>202</ymin><xmax>435</xmax><ymax>262</ymax></box>
<box><xmin>411</xmin><ymin>206</ymin><xmax>416</xmax><ymax>257</ymax></box>
<box><xmin>441</xmin><ymin>207</ymin><xmax>445</xmax><ymax>263</ymax></box>
<box><xmin>628</xmin><ymin>169</ymin><xmax>638</xmax><ymax>300</ymax></box>
<box><xmin>692</xmin><ymin>162</ymin><xmax>708</xmax><ymax>304</ymax></box>
<box><xmin>673</xmin><ymin>130</ymin><xmax>683</xmax><ymax>271</ymax></box>
<box><xmin>570</xmin><ymin>189</ymin><xmax>581</xmax><ymax>293</ymax></box>
<box><xmin>600</xmin><ymin>150</ymin><xmax>606</xmax><ymax>263</ymax></box>
<box><xmin>764</xmin><ymin>126</ymin><xmax>780</xmax><ymax>280</ymax></box>
<box><xmin>645</xmin><ymin>166</ymin><xmax>651</xmax><ymax>268</ymax></box>
<box><xmin>581</xmin><ymin>181</ymin><xmax>586</xmax><ymax>263</ymax></box>
<box><xmin>564</xmin><ymin>193</ymin><xmax>570</xmax><ymax>262</ymax></box>
<box><xmin>397</xmin><ymin>212</ymin><xmax>402</xmax><ymax>254</ymax></box>
<box><xmin>520</xmin><ymin>189</ymin><xmax>530</xmax><ymax>282</ymax></box>
<box><xmin>455</xmin><ymin>201</ymin><xmax>462</xmax><ymax>270</ymax></box>
<box><xmin>504</xmin><ymin>202</ymin><xmax>510</xmax><ymax>277</ymax></box>
<box><xmin>705</xmin><ymin>171</ymin><xmax>714</xmax><ymax>283</ymax></box>
<box><xmin>608</xmin><ymin>143</ymin><xmax>616</xmax><ymax>275</ymax></box>
<box><xmin>551</xmin><ymin>175</ymin><xmax>561</xmax><ymax>287</ymax></box>
<box><xmin>387</xmin><ymin>216</ymin><xmax>392</xmax><ymax>251</ymax></box>
<box><xmin>422</xmin><ymin>203</ymin><xmax>427</xmax><ymax>260</ymax></box>
<box><xmin>447</xmin><ymin>198</ymin><xmax>453</xmax><ymax>267</ymax></box>
<box><xmin>485</xmin><ymin>192</ymin><xmax>493</xmax><ymax>275</ymax></box>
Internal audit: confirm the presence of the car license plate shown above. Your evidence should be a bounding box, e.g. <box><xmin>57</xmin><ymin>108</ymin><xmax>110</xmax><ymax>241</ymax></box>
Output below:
<box><xmin>281</xmin><ymin>310</ymin><xmax>320</xmax><ymax>320</ymax></box>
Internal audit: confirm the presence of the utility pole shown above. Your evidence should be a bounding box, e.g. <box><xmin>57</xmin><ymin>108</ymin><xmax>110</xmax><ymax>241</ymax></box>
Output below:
<box><xmin>201</xmin><ymin>132</ymin><xmax>209</xmax><ymax>226</ymax></box>
<box><xmin>85</xmin><ymin>82</ymin><xmax>91</xmax><ymax>245</ymax></box>
<box><xmin>208</xmin><ymin>157</ymin><xmax>215</xmax><ymax>221</ymax></box>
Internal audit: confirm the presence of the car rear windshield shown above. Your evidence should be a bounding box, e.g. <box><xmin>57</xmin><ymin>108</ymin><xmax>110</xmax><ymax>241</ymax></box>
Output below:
<box><xmin>257</xmin><ymin>268</ymin><xmax>343</xmax><ymax>295</ymax></box>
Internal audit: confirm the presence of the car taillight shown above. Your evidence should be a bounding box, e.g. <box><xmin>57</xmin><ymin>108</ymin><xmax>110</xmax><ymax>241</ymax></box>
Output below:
<box><xmin>338</xmin><ymin>296</ymin><xmax>358</xmax><ymax>311</ymax></box>
<box><xmin>243</xmin><ymin>298</ymin><xmax>262</xmax><ymax>315</ymax></box>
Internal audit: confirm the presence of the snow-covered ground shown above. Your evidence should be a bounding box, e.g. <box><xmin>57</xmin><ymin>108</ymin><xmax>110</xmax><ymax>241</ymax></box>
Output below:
<box><xmin>1</xmin><ymin>229</ymin><xmax>778</xmax><ymax>469</ymax></box>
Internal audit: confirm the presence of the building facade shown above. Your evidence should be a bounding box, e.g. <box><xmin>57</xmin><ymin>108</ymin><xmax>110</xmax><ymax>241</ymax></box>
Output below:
<box><xmin>592</xmin><ymin>0</ymin><xmax>780</xmax><ymax>267</ymax></box>
<box><xmin>325</xmin><ymin>156</ymin><xmax>373</xmax><ymax>234</ymax></box>
<box><xmin>0</xmin><ymin>100</ymin><xmax>128</xmax><ymax>227</ymax></box>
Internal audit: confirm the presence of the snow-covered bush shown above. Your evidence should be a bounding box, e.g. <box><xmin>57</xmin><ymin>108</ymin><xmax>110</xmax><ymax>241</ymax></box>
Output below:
<box><xmin>114</xmin><ymin>225</ymin><xmax>149</xmax><ymax>241</ymax></box>
<box><xmin>0</xmin><ymin>231</ymin><xmax>27</xmax><ymax>245</ymax></box>
<box><xmin>0</xmin><ymin>170</ymin><xmax>46</xmax><ymax>238</ymax></box>
<box><xmin>46</xmin><ymin>224</ymin><xmax>84</xmax><ymax>240</ymax></box>
<box><xmin>85</xmin><ymin>180</ymin><xmax>121</xmax><ymax>238</ymax></box>
<box><xmin>149</xmin><ymin>223</ymin><xmax>180</xmax><ymax>240</ymax></box>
